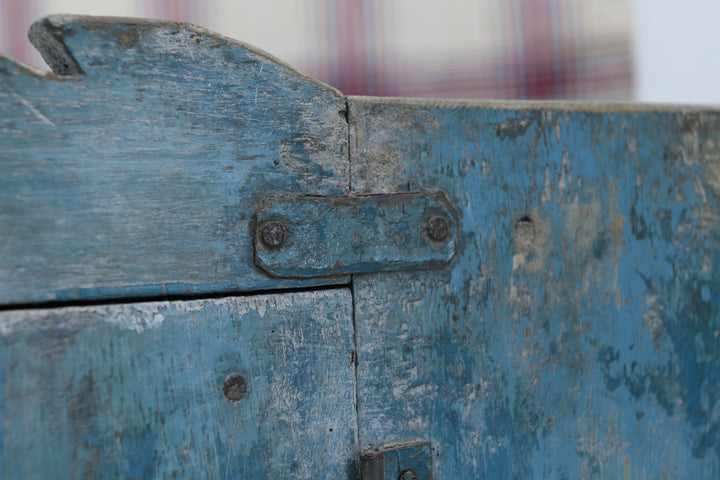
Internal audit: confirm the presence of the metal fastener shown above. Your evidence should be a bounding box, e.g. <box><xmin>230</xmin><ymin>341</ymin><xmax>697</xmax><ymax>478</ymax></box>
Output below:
<box><xmin>426</xmin><ymin>216</ymin><xmax>449</xmax><ymax>242</ymax></box>
<box><xmin>261</xmin><ymin>222</ymin><xmax>285</xmax><ymax>248</ymax></box>
<box><xmin>398</xmin><ymin>469</ymin><xmax>418</xmax><ymax>480</ymax></box>
<box><xmin>222</xmin><ymin>374</ymin><xmax>248</xmax><ymax>403</ymax></box>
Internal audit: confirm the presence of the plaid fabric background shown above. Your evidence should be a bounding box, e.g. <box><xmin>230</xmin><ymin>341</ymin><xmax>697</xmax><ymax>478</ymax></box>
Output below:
<box><xmin>0</xmin><ymin>0</ymin><xmax>632</xmax><ymax>100</ymax></box>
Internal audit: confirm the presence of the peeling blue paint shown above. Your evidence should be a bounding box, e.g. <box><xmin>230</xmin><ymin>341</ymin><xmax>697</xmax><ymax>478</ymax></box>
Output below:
<box><xmin>350</xmin><ymin>99</ymin><xmax>720</xmax><ymax>479</ymax></box>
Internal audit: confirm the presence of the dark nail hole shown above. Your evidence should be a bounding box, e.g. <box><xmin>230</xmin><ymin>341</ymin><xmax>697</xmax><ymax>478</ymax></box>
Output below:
<box><xmin>514</xmin><ymin>215</ymin><xmax>535</xmax><ymax>251</ymax></box>
<box><xmin>223</xmin><ymin>374</ymin><xmax>247</xmax><ymax>403</ymax></box>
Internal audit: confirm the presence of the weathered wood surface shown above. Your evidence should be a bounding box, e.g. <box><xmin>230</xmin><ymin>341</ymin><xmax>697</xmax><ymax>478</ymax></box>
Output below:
<box><xmin>349</xmin><ymin>97</ymin><xmax>720</xmax><ymax>478</ymax></box>
<box><xmin>0</xmin><ymin>289</ymin><xmax>357</xmax><ymax>478</ymax></box>
<box><xmin>0</xmin><ymin>15</ymin><xmax>349</xmax><ymax>305</ymax></box>
<box><xmin>3</xmin><ymin>15</ymin><xmax>720</xmax><ymax>480</ymax></box>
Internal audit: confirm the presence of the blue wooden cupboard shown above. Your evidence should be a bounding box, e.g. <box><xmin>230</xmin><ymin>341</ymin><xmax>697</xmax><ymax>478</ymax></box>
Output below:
<box><xmin>1</xmin><ymin>16</ymin><xmax>719</xmax><ymax>479</ymax></box>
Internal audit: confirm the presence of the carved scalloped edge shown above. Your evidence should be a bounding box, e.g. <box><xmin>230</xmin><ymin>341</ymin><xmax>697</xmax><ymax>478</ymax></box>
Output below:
<box><xmin>28</xmin><ymin>16</ymin><xmax>84</xmax><ymax>76</ymax></box>
<box><xmin>6</xmin><ymin>14</ymin><xmax>343</xmax><ymax>97</ymax></box>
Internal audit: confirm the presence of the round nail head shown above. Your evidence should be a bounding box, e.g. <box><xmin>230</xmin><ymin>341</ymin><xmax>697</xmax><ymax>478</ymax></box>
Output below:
<box><xmin>398</xmin><ymin>469</ymin><xmax>418</xmax><ymax>480</ymax></box>
<box><xmin>261</xmin><ymin>222</ymin><xmax>285</xmax><ymax>248</ymax></box>
<box><xmin>427</xmin><ymin>216</ymin><xmax>450</xmax><ymax>242</ymax></box>
<box><xmin>223</xmin><ymin>374</ymin><xmax>248</xmax><ymax>403</ymax></box>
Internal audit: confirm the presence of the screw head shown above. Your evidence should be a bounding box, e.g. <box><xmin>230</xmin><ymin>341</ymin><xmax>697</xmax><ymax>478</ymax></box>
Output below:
<box><xmin>426</xmin><ymin>216</ymin><xmax>450</xmax><ymax>242</ymax></box>
<box><xmin>261</xmin><ymin>222</ymin><xmax>285</xmax><ymax>248</ymax></box>
<box><xmin>398</xmin><ymin>469</ymin><xmax>418</xmax><ymax>480</ymax></box>
<box><xmin>222</xmin><ymin>374</ymin><xmax>247</xmax><ymax>403</ymax></box>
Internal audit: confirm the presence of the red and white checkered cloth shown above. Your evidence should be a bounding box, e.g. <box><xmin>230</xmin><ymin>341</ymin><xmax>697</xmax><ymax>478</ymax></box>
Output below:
<box><xmin>0</xmin><ymin>0</ymin><xmax>632</xmax><ymax>100</ymax></box>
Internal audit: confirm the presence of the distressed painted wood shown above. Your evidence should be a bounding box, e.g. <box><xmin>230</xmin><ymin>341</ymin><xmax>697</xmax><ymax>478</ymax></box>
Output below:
<box><xmin>4</xmin><ymin>15</ymin><xmax>720</xmax><ymax>480</ymax></box>
<box><xmin>253</xmin><ymin>193</ymin><xmax>458</xmax><ymax>277</ymax></box>
<box><xmin>349</xmin><ymin>97</ymin><xmax>720</xmax><ymax>478</ymax></box>
<box><xmin>0</xmin><ymin>289</ymin><xmax>357</xmax><ymax>478</ymax></box>
<box><xmin>0</xmin><ymin>15</ymin><xmax>349</xmax><ymax>305</ymax></box>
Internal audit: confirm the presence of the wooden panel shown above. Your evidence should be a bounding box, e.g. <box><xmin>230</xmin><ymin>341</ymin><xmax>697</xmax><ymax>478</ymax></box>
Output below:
<box><xmin>0</xmin><ymin>15</ymin><xmax>349</xmax><ymax>305</ymax></box>
<box><xmin>0</xmin><ymin>288</ymin><xmax>357</xmax><ymax>478</ymax></box>
<box><xmin>349</xmin><ymin>97</ymin><xmax>720</xmax><ymax>478</ymax></box>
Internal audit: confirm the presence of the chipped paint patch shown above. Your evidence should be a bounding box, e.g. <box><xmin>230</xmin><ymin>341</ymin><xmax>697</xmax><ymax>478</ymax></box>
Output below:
<box><xmin>609</xmin><ymin>181</ymin><xmax>625</xmax><ymax>306</ymax></box>
<box><xmin>117</xmin><ymin>28</ymin><xmax>137</xmax><ymax>47</ymax></box>
<box><xmin>494</xmin><ymin>116</ymin><xmax>534</xmax><ymax>140</ymax></box>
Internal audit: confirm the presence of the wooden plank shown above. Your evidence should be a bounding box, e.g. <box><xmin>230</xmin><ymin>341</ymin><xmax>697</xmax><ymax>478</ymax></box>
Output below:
<box><xmin>0</xmin><ymin>15</ymin><xmax>349</xmax><ymax>305</ymax></box>
<box><xmin>349</xmin><ymin>97</ymin><xmax>720</xmax><ymax>478</ymax></box>
<box><xmin>0</xmin><ymin>288</ymin><xmax>357</xmax><ymax>478</ymax></box>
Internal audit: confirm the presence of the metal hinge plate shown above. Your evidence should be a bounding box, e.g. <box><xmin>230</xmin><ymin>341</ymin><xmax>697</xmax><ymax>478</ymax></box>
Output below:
<box><xmin>253</xmin><ymin>193</ymin><xmax>459</xmax><ymax>278</ymax></box>
<box><xmin>361</xmin><ymin>442</ymin><xmax>433</xmax><ymax>480</ymax></box>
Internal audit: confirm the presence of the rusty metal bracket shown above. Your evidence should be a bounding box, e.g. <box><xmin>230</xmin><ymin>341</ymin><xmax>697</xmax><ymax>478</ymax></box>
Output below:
<box><xmin>361</xmin><ymin>442</ymin><xmax>433</xmax><ymax>480</ymax></box>
<box><xmin>252</xmin><ymin>193</ymin><xmax>459</xmax><ymax>278</ymax></box>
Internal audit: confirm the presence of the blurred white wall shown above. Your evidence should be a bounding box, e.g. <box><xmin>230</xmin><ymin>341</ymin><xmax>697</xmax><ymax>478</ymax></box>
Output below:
<box><xmin>633</xmin><ymin>0</ymin><xmax>720</xmax><ymax>104</ymax></box>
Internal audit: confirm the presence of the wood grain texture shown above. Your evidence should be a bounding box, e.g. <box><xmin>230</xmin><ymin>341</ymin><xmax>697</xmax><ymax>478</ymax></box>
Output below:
<box><xmin>349</xmin><ymin>97</ymin><xmax>720</xmax><ymax>478</ymax></box>
<box><xmin>0</xmin><ymin>288</ymin><xmax>357</xmax><ymax>479</ymax></box>
<box><xmin>0</xmin><ymin>15</ymin><xmax>349</xmax><ymax>305</ymax></box>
